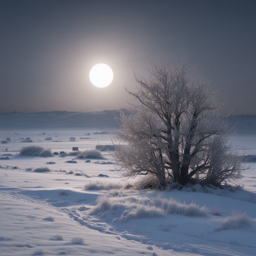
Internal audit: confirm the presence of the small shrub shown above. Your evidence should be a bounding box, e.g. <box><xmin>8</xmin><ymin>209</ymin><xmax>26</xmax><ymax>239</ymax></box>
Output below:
<box><xmin>123</xmin><ymin>183</ymin><xmax>133</xmax><ymax>190</ymax></box>
<box><xmin>98</xmin><ymin>174</ymin><xmax>109</xmax><ymax>177</ymax></box>
<box><xmin>211</xmin><ymin>208</ymin><xmax>222</xmax><ymax>216</ymax></box>
<box><xmin>96</xmin><ymin>145</ymin><xmax>116</xmax><ymax>151</ymax></box>
<box><xmin>19</xmin><ymin>146</ymin><xmax>52</xmax><ymax>157</ymax></box>
<box><xmin>152</xmin><ymin>197</ymin><xmax>208</xmax><ymax>217</ymax></box>
<box><xmin>84</xmin><ymin>181</ymin><xmax>122</xmax><ymax>190</ymax></box>
<box><xmin>134</xmin><ymin>175</ymin><xmax>160</xmax><ymax>190</ymax></box>
<box><xmin>46</xmin><ymin>162</ymin><xmax>55</xmax><ymax>164</ymax></box>
<box><xmin>214</xmin><ymin>212</ymin><xmax>251</xmax><ymax>231</ymax></box>
<box><xmin>94</xmin><ymin>161</ymin><xmax>115</xmax><ymax>164</ymax></box>
<box><xmin>165</xmin><ymin>201</ymin><xmax>208</xmax><ymax>217</ymax></box>
<box><xmin>43</xmin><ymin>216</ymin><xmax>54</xmax><ymax>221</ymax></box>
<box><xmin>77</xmin><ymin>150</ymin><xmax>104</xmax><ymax>159</ymax></box>
<box><xmin>119</xmin><ymin>205</ymin><xmax>163</xmax><ymax>222</ymax></box>
<box><xmin>89</xmin><ymin>195</ymin><xmax>208</xmax><ymax>222</ymax></box>
<box><xmin>88</xmin><ymin>196</ymin><xmax>121</xmax><ymax>215</ymax></box>
<box><xmin>59</xmin><ymin>151</ymin><xmax>67</xmax><ymax>157</ymax></box>
<box><xmin>68</xmin><ymin>151</ymin><xmax>80</xmax><ymax>156</ymax></box>
<box><xmin>33</xmin><ymin>167</ymin><xmax>51</xmax><ymax>173</ymax></box>
<box><xmin>59</xmin><ymin>191</ymin><xmax>68</xmax><ymax>196</ymax></box>
<box><xmin>93</xmin><ymin>131</ymin><xmax>109</xmax><ymax>134</ymax></box>
<box><xmin>40</xmin><ymin>149</ymin><xmax>52</xmax><ymax>157</ymax></box>
<box><xmin>21</xmin><ymin>137</ymin><xmax>33</xmax><ymax>143</ymax></box>
<box><xmin>20</xmin><ymin>146</ymin><xmax>44</xmax><ymax>156</ymax></box>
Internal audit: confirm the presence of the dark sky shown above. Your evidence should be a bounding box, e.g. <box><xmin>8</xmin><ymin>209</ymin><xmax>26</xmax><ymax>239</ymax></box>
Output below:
<box><xmin>0</xmin><ymin>0</ymin><xmax>255</xmax><ymax>115</ymax></box>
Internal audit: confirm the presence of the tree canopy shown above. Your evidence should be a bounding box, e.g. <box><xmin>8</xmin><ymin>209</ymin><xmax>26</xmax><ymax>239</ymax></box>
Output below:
<box><xmin>114</xmin><ymin>62</ymin><xmax>242</xmax><ymax>187</ymax></box>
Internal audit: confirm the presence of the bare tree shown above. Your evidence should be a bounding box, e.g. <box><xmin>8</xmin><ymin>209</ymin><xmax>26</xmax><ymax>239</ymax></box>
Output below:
<box><xmin>114</xmin><ymin>62</ymin><xmax>242</xmax><ymax>187</ymax></box>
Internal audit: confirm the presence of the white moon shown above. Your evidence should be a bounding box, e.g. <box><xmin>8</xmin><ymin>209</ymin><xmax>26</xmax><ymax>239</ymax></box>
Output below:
<box><xmin>89</xmin><ymin>63</ymin><xmax>113</xmax><ymax>88</ymax></box>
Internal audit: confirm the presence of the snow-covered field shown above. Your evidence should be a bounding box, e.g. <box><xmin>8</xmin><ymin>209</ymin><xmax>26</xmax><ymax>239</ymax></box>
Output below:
<box><xmin>0</xmin><ymin>127</ymin><xmax>256</xmax><ymax>256</ymax></box>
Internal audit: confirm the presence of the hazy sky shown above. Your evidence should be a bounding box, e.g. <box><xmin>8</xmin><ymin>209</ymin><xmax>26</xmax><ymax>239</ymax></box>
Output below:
<box><xmin>1</xmin><ymin>0</ymin><xmax>255</xmax><ymax>115</ymax></box>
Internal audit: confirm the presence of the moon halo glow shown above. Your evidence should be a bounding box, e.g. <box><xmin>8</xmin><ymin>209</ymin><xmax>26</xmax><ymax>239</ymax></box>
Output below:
<box><xmin>89</xmin><ymin>63</ymin><xmax>113</xmax><ymax>88</ymax></box>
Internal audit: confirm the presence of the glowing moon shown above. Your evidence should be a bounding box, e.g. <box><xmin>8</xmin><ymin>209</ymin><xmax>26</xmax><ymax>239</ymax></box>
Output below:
<box><xmin>89</xmin><ymin>63</ymin><xmax>113</xmax><ymax>88</ymax></box>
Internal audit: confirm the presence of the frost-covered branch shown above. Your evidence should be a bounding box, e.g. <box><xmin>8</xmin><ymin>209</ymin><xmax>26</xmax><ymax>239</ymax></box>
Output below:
<box><xmin>114</xmin><ymin>61</ymin><xmax>242</xmax><ymax>187</ymax></box>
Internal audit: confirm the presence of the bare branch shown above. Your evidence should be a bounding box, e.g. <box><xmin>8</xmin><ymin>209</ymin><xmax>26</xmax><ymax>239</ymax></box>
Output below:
<box><xmin>114</xmin><ymin>61</ymin><xmax>242</xmax><ymax>187</ymax></box>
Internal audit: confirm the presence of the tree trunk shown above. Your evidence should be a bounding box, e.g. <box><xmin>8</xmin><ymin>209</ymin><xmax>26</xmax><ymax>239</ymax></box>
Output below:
<box><xmin>158</xmin><ymin>169</ymin><xmax>167</xmax><ymax>187</ymax></box>
<box><xmin>180</xmin><ymin>165</ymin><xmax>189</xmax><ymax>185</ymax></box>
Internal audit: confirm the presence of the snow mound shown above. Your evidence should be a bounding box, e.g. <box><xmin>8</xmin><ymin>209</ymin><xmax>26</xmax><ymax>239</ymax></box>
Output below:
<box><xmin>43</xmin><ymin>216</ymin><xmax>54</xmax><ymax>222</ymax></box>
<box><xmin>0</xmin><ymin>156</ymin><xmax>10</xmax><ymax>160</ymax></box>
<box><xmin>84</xmin><ymin>181</ymin><xmax>123</xmax><ymax>190</ymax></box>
<box><xmin>20</xmin><ymin>146</ymin><xmax>52</xmax><ymax>157</ymax></box>
<box><xmin>65</xmin><ymin>160</ymin><xmax>77</xmax><ymax>163</ymax></box>
<box><xmin>215</xmin><ymin>212</ymin><xmax>251</xmax><ymax>231</ymax></box>
<box><xmin>49</xmin><ymin>235</ymin><xmax>63</xmax><ymax>241</ymax></box>
<box><xmin>77</xmin><ymin>150</ymin><xmax>104</xmax><ymax>159</ymax></box>
<box><xmin>70</xmin><ymin>237</ymin><xmax>84</xmax><ymax>244</ymax></box>
<box><xmin>33</xmin><ymin>167</ymin><xmax>51</xmax><ymax>173</ymax></box>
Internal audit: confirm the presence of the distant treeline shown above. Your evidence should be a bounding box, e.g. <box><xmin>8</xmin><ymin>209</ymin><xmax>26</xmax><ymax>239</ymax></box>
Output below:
<box><xmin>0</xmin><ymin>111</ymin><xmax>256</xmax><ymax>133</ymax></box>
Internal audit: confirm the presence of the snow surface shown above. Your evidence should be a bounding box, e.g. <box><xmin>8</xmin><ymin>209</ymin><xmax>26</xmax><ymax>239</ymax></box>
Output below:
<box><xmin>0</xmin><ymin>113</ymin><xmax>256</xmax><ymax>255</ymax></box>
